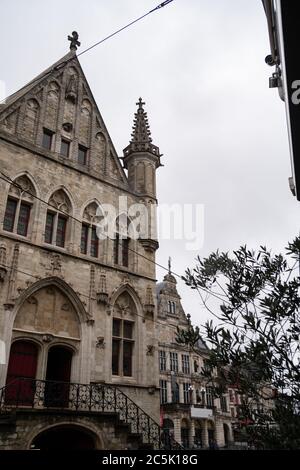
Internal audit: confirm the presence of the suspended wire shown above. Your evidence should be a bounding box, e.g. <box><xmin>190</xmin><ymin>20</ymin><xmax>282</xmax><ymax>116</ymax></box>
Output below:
<box><xmin>0</xmin><ymin>170</ymin><xmax>182</xmax><ymax>280</ymax></box>
<box><xmin>0</xmin><ymin>261</ymin><xmax>196</xmax><ymax>336</ymax></box>
<box><xmin>0</xmin><ymin>0</ymin><xmax>175</xmax><ymax>105</ymax></box>
<box><xmin>77</xmin><ymin>0</ymin><xmax>174</xmax><ymax>58</ymax></box>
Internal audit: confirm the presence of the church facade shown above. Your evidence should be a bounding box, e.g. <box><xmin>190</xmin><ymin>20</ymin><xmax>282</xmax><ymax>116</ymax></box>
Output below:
<box><xmin>0</xmin><ymin>37</ymin><xmax>163</xmax><ymax>449</ymax></box>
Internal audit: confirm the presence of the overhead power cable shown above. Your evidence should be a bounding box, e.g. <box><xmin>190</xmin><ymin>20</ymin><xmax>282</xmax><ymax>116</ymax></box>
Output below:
<box><xmin>0</xmin><ymin>0</ymin><xmax>175</xmax><ymax>105</ymax></box>
<box><xmin>0</xmin><ymin>170</ymin><xmax>181</xmax><ymax>280</ymax></box>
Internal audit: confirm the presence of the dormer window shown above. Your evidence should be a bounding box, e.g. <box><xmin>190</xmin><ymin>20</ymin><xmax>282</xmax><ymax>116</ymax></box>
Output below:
<box><xmin>42</xmin><ymin>128</ymin><xmax>54</xmax><ymax>150</ymax></box>
<box><xmin>167</xmin><ymin>300</ymin><xmax>176</xmax><ymax>314</ymax></box>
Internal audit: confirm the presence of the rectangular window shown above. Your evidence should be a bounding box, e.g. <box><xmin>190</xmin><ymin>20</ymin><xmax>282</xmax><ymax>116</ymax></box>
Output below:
<box><xmin>3</xmin><ymin>198</ymin><xmax>17</xmax><ymax>232</ymax></box>
<box><xmin>183</xmin><ymin>383</ymin><xmax>191</xmax><ymax>404</ymax></box>
<box><xmin>123</xmin><ymin>321</ymin><xmax>133</xmax><ymax>339</ymax></box>
<box><xmin>113</xmin><ymin>318</ymin><xmax>121</xmax><ymax>337</ymax></box>
<box><xmin>90</xmin><ymin>226</ymin><xmax>98</xmax><ymax>258</ymax></box>
<box><xmin>80</xmin><ymin>224</ymin><xmax>88</xmax><ymax>254</ymax></box>
<box><xmin>170</xmin><ymin>352</ymin><xmax>178</xmax><ymax>373</ymax></box>
<box><xmin>112</xmin><ymin>339</ymin><xmax>120</xmax><ymax>376</ymax></box>
<box><xmin>45</xmin><ymin>211</ymin><xmax>54</xmax><ymax>244</ymax></box>
<box><xmin>159</xmin><ymin>351</ymin><xmax>167</xmax><ymax>372</ymax></box>
<box><xmin>206</xmin><ymin>386</ymin><xmax>214</xmax><ymax>408</ymax></box>
<box><xmin>60</xmin><ymin>139</ymin><xmax>70</xmax><ymax>158</ymax></box>
<box><xmin>42</xmin><ymin>129</ymin><xmax>53</xmax><ymax>150</ymax></box>
<box><xmin>160</xmin><ymin>380</ymin><xmax>168</xmax><ymax>404</ymax></box>
<box><xmin>114</xmin><ymin>233</ymin><xmax>119</xmax><ymax>264</ymax></box>
<box><xmin>122</xmin><ymin>238</ymin><xmax>129</xmax><ymax>267</ymax></box>
<box><xmin>56</xmin><ymin>215</ymin><xmax>67</xmax><ymax>247</ymax></box>
<box><xmin>220</xmin><ymin>395</ymin><xmax>228</xmax><ymax>413</ymax></box>
<box><xmin>78</xmin><ymin>145</ymin><xmax>87</xmax><ymax>165</ymax></box>
<box><xmin>112</xmin><ymin>319</ymin><xmax>134</xmax><ymax>377</ymax></box>
<box><xmin>123</xmin><ymin>341</ymin><xmax>133</xmax><ymax>376</ymax></box>
<box><xmin>17</xmin><ymin>202</ymin><xmax>31</xmax><ymax>236</ymax></box>
<box><xmin>182</xmin><ymin>354</ymin><xmax>190</xmax><ymax>374</ymax></box>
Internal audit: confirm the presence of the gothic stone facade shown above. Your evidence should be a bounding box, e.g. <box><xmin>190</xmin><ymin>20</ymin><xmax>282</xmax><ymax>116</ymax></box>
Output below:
<box><xmin>157</xmin><ymin>272</ymin><xmax>234</xmax><ymax>448</ymax></box>
<box><xmin>0</xmin><ymin>48</ymin><xmax>161</xmax><ymax>449</ymax></box>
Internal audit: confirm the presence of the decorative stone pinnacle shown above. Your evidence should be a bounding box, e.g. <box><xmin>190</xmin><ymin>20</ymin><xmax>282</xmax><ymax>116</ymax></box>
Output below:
<box><xmin>123</xmin><ymin>98</ymin><xmax>162</xmax><ymax>166</ymax></box>
<box><xmin>68</xmin><ymin>31</ymin><xmax>81</xmax><ymax>51</ymax></box>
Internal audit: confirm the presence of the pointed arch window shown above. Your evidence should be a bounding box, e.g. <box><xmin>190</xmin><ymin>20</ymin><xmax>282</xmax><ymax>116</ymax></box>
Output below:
<box><xmin>112</xmin><ymin>291</ymin><xmax>137</xmax><ymax>378</ymax></box>
<box><xmin>45</xmin><ymin>190</ymin><xmax>71</xmax><ymax>248</ymax></box>
<box><xmin>112</xmin><ymin>318</ymin><xmax>134</xmax><ymax>376</ymax></box>
<box><xmin>80</xmin><ymin>202</ymin><xmax>103</xmax><ymax>258</ymax></box>
<box><xmin>114</xmin><ymin>214</ymin><xmax>130</xmax><ymax>268</ymax></box>
<box><xmin>3</xmin><ymin>176</ymin><xmax>36</xmax><ymax>237</ymax></box>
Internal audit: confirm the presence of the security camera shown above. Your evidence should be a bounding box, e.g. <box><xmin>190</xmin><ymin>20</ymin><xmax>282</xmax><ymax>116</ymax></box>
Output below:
<box><xmin>265</xmin><ymin>54</ymin><xmax>276</xmax><ymax>66</ymax></box>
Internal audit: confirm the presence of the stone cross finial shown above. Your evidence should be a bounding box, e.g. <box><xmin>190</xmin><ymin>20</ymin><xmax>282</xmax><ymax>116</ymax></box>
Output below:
<box><xmin>136</xmin><ymin>97</ymin><xmax>145</xmax><ymax>109</ymax></box>
<box><xmin>168</xmin><ymin>256</ymin><xmax>172</xmax><ymax>274</ymax></box>
<box><xmin>68</xmin><ymin>31</ymin><xmax>81</xmax><ymax>51</ymax></box>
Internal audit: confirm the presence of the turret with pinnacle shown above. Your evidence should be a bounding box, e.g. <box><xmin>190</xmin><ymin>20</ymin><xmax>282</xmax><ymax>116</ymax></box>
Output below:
<box><xmin>123</xmin><ymin>98</ymin><xmax>162</xmax><ymax>197</ymax></box>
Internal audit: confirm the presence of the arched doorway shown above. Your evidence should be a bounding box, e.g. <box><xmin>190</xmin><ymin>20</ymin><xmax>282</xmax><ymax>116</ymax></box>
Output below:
<box><xmin>207</xmin><ymin>420</ymin><xmax>215</xmax><ymax>447</ymax></box>
<box><xmin>44</xmin><ymin>346</ymin><xmax>73</xmax><ymax>408</ymax></box>
<box><xmin>223</xmin><ymin>423</ymin><xmax>230</xmax><ymax>447</ymax></box>
<box><xmin>5</xmin><ymin>340</ymin><xmax>38</xmax><ymax>405</ymax></box>
<box><xmin>194</xmin><ymin>421</ymin><xmax>202</xmax><ymax>448</ymax></box>
<box><xmin>31</xmin><ymin>425</ymin><xmax>96</xmax><ymax>450</ymax></box>
<box><xmin>161</xmin><ymin>418</ymin><xmax>174</xmax><ymax>448</ymax></box>
<box><xmin>181</xmin><ymin>418</ymin><xmax>190</xmax><ymax>449</ymax></box>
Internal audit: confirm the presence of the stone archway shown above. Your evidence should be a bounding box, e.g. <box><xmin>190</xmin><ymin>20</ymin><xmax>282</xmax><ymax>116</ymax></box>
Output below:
<box><xmin>0</xmin><ymin>277</ymin><xmax>92</xmax><ymax>389</ymax></box>
<box><xmin>31</xmin><ymin>425</ymin><xmax>97</xmax><ymax>450</ymax></box>
<box><xmin>14</xmin><ymin>285</ymin><xmax>81</xmax><ymax>339</ymax></box>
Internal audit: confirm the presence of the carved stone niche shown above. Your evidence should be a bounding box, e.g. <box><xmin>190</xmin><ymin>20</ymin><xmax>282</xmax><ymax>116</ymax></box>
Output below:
<box><xmin>148</xmin><ymin>386</ymin><xmax>156</xmax><ymax>395</ymax></box>
<box><xmin>144</xmin><ymin>287</ymin><xmax>155</xmax><ymax>317</ymax></box>
<box><xmin>96</xmin><ymin>292</ymin><xmax>109</xmax><ymax>305</ymax></box>
<box><xmin>146</xmin><ymin>345</ymin><xmax>154</xmax><ymax>356</ymax></box>
<box><xmin>96</xmin><ymin>337</ymin><xmax>105</xmax><ymax>349</ymax></box>
<box><xmin>0</xmin><ymin>266</ymin><xmax>7</xmax><ymax>283</ymax></box>
<box><xmin>0</xmin><ymin>244</ymin><xmax>7</xmax><ymax>282</ymax></box>
<box><xmin>139</xmin><ymin>239</ymin><xmax>159</xmax><ymax>253</ymax></box>
<box><xmin>144</xmin><ymin>302</ymin><xmax>155</xmax><ymax>316</ymax></box>
<box><xmin>97</xmin><ymin>274</ymin><xmax>109</xmax><ymax>305</ymax></box>
<box><xmin>42</xmin><ymin>334</ymin><xmax>54</xmax><ymax>343</ymax></box>
<box><xmin>62</xmin><ymin>122</ymin><xmax>73</xmax><ymax>132</ymax></box>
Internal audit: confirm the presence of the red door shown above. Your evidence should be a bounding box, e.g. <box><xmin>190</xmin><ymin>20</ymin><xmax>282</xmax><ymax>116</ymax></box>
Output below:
<box><xmin>44</xmin><ymin>346</ymin><xmax>72</xmax><ymax>408</ymax></box>
<box><xmin>5</xmin><ymin>341</ymin><xmax>38</xmax><ymax>406</ymax></box>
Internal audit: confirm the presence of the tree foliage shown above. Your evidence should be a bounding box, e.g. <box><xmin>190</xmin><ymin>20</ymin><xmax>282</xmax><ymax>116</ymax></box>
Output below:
<box><xmin>177</xmin><ymin>237</ymin><xmax>300</xmax><ymax>449</ymax></box>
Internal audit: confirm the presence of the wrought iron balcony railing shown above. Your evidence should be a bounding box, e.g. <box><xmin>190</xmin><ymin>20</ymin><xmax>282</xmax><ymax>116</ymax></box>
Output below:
<box><xmin>0</xmin><ymin>378</ymin><xmax>182</xmax><ymax>450</ymax></box>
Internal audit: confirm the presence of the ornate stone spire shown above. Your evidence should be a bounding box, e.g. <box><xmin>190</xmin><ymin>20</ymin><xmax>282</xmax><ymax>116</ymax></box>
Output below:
<box><xmin>123</xmin><ymin>98</ymin><xmax>161</xmax><ymax>164</ymax></box>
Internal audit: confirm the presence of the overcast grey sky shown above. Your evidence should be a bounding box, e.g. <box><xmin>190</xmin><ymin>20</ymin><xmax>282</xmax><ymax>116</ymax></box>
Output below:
<box><xmin>1</xmin><ymin>0</ymin><xmax>299</xmax><ymax>328</ymax></box>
